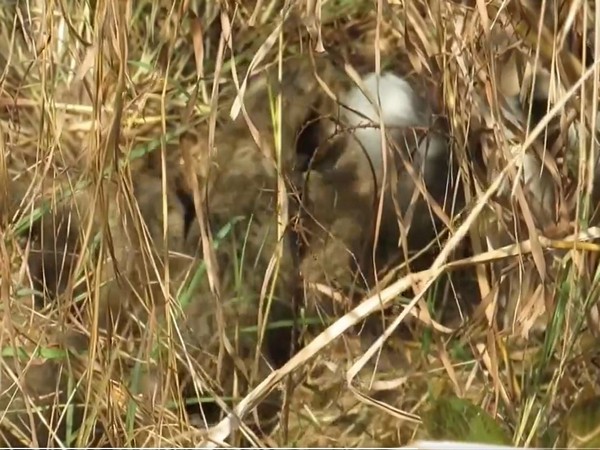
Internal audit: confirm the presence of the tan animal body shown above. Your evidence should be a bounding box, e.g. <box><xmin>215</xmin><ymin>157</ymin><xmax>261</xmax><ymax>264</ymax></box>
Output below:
<box><xmin>1</xmin><ymin>53</ymin><xmax>463</xmax><ymax>445</ymax></box>
<box><xmin>1</xmin><ymin>177</ymin><xmax>112</xmax><ymax>447</ymax></box>
<box><xmin>1</xmin><ymin>170</ymin><xmax>292</xmax><ymax>445</ymax></box>
<box><xmin>299</xmin><ymin>69</ymin><xmax>464</xmax><ymax>314</ymax></box>
<box><xmin>0</xmin><ymin>54</ymin><xmax>336</xmax><ymax>443</ymax></box>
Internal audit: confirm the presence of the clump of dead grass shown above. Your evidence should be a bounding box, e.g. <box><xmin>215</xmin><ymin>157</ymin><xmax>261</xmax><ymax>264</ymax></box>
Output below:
<box><xmin>2</xmin><ymin>0</ymin><xmax>600</xmax><ymax>448</ymax></box>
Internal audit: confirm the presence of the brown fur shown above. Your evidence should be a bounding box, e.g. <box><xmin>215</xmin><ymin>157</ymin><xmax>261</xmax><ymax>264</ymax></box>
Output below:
<box><xmin>1</xmin><ymin>178</ymin><xmax>100</xmax><ymax>312</ymax></box>
<box><xmin>1</xmin><ymin>52</ymin><xmax>464</xmax><ymax>445</ymax></box>
<box><xmin>0</xmin><ymin>354</ymin><xmax>85</xmax><ymax>448</ymax></box>
<box><xmin>113</xmin><ymin>55</ymin><xmax>353</xmax><ymax>433</ymax></box>
<box><xmin>28</xmin><ymin>197</ymin><xmax>94</xmax><ymax>311</ymax></box>
<box><xmin>0</xmin><ymin>309</ymin><xmax>105</xmax><ymax>448</ymax></box>
<box><xmin>0</xmin><ymin>179</ymin><xmax>107</xmax><ymax>446</ymax></box>
<box><xmin>298</xmin><ymin>138</ymin><xmax>376</xmax><ymax>316</ymax></box>
<box><xmin>298</xmin><ymin>87</ymin><xmax>464</xmax><ymax>316</ymax></box>
<box><xmin>1</xmin><ymin>161</ymin><xmax>293</xmax><ymax>444</ymax></box>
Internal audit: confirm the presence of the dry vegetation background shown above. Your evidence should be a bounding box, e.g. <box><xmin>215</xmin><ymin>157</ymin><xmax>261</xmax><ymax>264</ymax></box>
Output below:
<box><xmin>3</xmin><ymin>0</ymin><xmax>600</xmax><ymax>448</ymax></box>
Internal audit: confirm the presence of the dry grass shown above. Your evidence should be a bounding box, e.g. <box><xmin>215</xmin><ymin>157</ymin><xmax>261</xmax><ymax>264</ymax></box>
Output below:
<box><xmin>2</xmin><ymin>0</ymin><xmax>600</xmax><ymax>448</ymax></box>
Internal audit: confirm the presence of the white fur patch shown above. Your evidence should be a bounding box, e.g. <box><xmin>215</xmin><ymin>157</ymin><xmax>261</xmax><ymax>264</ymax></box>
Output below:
<box><xmin>340</xmin><ymin>72</ymin><xmax>427</xmax><ymax>183</ymax></box>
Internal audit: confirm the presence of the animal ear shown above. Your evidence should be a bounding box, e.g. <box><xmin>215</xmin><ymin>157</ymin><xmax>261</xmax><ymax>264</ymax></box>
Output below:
<box><xmin>179</xmin><ymin>130</ymin><xmax>199</xmax><ymax>152</ymax></box>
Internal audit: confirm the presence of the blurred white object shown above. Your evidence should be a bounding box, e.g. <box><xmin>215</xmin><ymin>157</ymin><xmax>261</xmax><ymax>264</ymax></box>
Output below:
<box><xmin>340</xmin><ymin>72</ymin><xmax>445</xmax><ymax>186</ymax></box>
<box><xmin>402</xmin><ymin>440</ymin><xmax>532</xmax><ymax>450</ymax></box>
<box><xmin>337</xmin><ymin>71</ymin><xmax>459</xmax><ymax>253</ymax></box>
